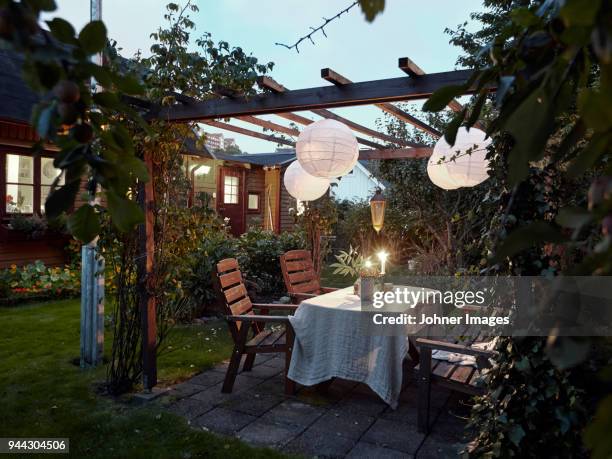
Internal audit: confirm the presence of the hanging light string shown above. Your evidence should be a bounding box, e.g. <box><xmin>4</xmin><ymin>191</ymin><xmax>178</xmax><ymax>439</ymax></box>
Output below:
<box><xmin>275</xmin><ymin>1</ymin><xmax>359</xmax><ymax>53</ymax></box>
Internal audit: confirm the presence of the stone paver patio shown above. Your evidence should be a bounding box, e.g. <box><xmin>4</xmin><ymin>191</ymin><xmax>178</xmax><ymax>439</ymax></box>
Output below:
<box><xmin>162</xmin><ymin>354</ymin><xmax>471</xmax><ymax>458</ymax></box>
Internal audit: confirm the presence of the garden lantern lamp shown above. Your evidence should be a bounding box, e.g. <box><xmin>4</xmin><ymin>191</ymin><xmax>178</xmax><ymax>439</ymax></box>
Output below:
<box><xmin>370</xmin><ymin>187</ymin><xmax>386</xmax><ymax>233</ymax></box>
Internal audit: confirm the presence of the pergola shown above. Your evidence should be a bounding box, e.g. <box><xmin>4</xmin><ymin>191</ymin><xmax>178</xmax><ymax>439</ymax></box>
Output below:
<box><xmin>139</xmin><ymin>56</ymin><xmax>486</xmax><ymax>390</ymax></box>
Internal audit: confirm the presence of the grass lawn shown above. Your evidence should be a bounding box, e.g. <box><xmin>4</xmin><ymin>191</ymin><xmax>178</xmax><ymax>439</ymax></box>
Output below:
<box><xmin>0</xmin><ymin>299</ymin><xmax>289</xmax><ymax>458</ymax></box>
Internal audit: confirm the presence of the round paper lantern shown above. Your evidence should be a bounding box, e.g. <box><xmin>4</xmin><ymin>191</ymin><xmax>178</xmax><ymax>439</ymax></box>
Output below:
<box><xmin>283</xmin><ymin>160</ymin><xmax>330</xmax><ymax>201</ymax></box>
<box><xmin>296</xmin><ymin>119</ymin><xmax>359</xmax><ymax>178</ymax></box>
<box><xmin>427</xmin><ymin>127</ymin><xmax>492</xmax><ymax>190</ymax></box>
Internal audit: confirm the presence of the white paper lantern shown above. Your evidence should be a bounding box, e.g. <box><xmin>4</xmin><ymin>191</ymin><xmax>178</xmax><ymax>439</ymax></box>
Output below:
<box><xmin>296</xmin><ymin>119</ymin><xmax>359</xmax><ymax>178</ymax></box>
<box><xmin>283</xmin><ymin>160</ymin><xmax>330</xmax><ymax>201</ymax></box>
<box><xmin>427</xmin><ymin>127</ymin><xmax>492</xmax><ymax>190</ymax></box>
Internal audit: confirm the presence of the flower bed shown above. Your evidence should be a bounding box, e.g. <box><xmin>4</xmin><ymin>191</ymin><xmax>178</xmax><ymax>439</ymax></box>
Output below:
<box><xmin>0</xmin><ymin>261</ymin><xmax>80</xmax><ymax>305</ymax></box>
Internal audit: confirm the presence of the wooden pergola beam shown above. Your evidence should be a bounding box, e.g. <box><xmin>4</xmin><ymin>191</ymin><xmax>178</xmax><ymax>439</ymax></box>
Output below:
<box><xmin>269</xmin><ymin>110</ymin><xmax>384</xmax><ymax>150</ymax></box>
<box><xmin>398</xmin><ymin>57</ymin><xmax>426</xmax><ymax>78</ymax></box>
<box><xmin>321</xmin><ymin>68</ymin><xmax>441</xmax><ymax>138</ymax></box>
<box><xmin>204</xmin><ymin>120</ymin><xmax>295</xmax><ymax>147</ymax></box>
<box><xmin>275</xmin><ymin>112</ymin><xmax>313</xmax><ymax>126</ymax></box>
<box><xmin>213</xmin><ymin>80</ymin><xmax>383</xmax><ymax>149</ymax></box>
<box><xmin>236</xmin><ymin>115</ymin><xmax>300</xmax><ymax>137</ymax></box>
<box><xmin>235</xmin><ymin>114</ymin><xmax>390</xmax><ymax>151</ymax></box>
<box><xmin>359</xmin><ymin>147</ymin><xmax>432</xmax><ymax>160</ymax></box>
<box><xmin>258</xmin><ymin>76</ymin><xmax>416</xmax><ymax>148</ymax></box>
<box><xmin>153</xmin><ymin>69</ymin><xmax>477</xmax><ymax>121</ymax></box>
<box><xmin>398</xmin><ymin>57</ymin><xmax>466</xmax><ymax>114</ymax></box>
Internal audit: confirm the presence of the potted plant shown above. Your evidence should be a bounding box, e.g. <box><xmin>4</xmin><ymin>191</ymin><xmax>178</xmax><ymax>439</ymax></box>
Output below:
<box><xmin>330</xmin><ymin>245</ymin><xmax>381</xmax><ymax>300</ymax></box>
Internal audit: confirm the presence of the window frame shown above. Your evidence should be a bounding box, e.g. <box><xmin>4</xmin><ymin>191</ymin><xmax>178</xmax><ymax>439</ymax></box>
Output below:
<box><xmin>247</xmin><ymin>191</ymin><xmax>261</xmax><ymax>213</ymax></box>
<box><xmin>223</xmin><ymin>174</ymin><xmax>240</xmax><ymax>205</ymax></box>
<box><xmin>0</xmin><ymin>147</ymin><xmax>61</xmax><ymax>220</ymax></box>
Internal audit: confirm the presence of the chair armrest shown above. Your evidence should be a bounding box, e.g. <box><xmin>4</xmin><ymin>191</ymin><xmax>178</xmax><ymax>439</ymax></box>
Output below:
<box><xmin>416</xmin><ymin>338</ymin><xmax>497</xmax><ymax>358</ymax></box>
<box><xmin>253</xmin><ymin>303</ymin><xmax>299</xmax><ymax>312</ymax></box>
<box><xmin>226</xmin><ymin>315</ymin><xmax>290</xmax><ymax>324</ymax></box>
<box><xmin>321</xmin><ymin>287</ymin><xmax>339</xmax><ymax>293</ymax></box>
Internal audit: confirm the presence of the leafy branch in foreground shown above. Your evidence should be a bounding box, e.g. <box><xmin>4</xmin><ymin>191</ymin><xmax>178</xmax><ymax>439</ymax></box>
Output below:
<box><xmin>0</xmin><ymin>0</ymin><xmax>152</xmax><ymax>243</ymax></box>
<box><xmin>424</xmin><ymin>1</ymin><xmax>612</xmax><ymax>457</ymax></box>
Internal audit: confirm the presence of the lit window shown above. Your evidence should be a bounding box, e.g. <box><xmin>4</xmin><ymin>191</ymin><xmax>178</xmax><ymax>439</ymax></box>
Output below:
<box><xmin>223</xmin><ymin>175</ymin><xmax>239</xmax><ymax>204</ymax></box>
<box><xmin>4</xmin><ymin>154</ymin><xmax>63</xmax><ymax>215</ymax></box>
<box><xmin>248</xmin><ymin>193</ymin><xmax>260</xmax><ymax>211</ymax></box>
<box><xmin>6</xmin><ymin>154</ymin><xmax>34</xmax><ymax>214</ymax></box>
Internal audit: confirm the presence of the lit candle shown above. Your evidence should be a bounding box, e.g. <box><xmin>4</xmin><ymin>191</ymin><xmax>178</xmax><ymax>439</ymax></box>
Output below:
<box><xmin>377</xmin><ymin>251</ymin><xmax>388</xmax><ymax>275</ymax></box>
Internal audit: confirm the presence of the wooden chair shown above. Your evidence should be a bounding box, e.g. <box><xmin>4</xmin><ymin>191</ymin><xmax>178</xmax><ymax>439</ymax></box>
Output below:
<box><xmin>416</xmin><ymin>335</ymin><xmax>496</xmax><ymax>433</ymax></box>
<box><xmin>280</xmin><ymin>250</ymin><xmax>337</xmax><ymax>303</ymax></box>
<box><xmin>214</xmin><ymin>258</ymin><xmax>298</xmax><ymax>395</ymax></box>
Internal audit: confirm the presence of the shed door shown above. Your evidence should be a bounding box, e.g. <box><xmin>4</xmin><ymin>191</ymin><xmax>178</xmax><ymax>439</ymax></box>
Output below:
<box><xmin>217</xmin><ymin>167</ymin><xmax>246</xmax><ymax>236</ymax></box>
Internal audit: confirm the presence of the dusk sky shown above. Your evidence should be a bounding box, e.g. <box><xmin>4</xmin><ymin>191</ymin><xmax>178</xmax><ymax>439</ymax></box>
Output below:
<box><xmin>47</xmin><ymin>1</ymin><xmax>485</xmax><ymax>153</ymax></box>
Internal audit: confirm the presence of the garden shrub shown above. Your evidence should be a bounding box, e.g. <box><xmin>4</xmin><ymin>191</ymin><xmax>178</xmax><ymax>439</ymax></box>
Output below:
<box><xmin>334</xmin><ymin>199</ymin><xmax>414</xmax><ymax>265</ymax></box>
<box><xmin>0</xmin><ymin>261</ymin><xmax>80</xmax><ymax>304</ymax></box>
<box><xmin>179</xmin><ymin>228</ymin><xmax>305</xmax><ymax>318</ymax></box>
<box><xmin>467</xmin><ymin>337</ymin><xmax>587</xmax><ymax>458</ymax></box>
<box><xmin>182</xmin><ymin>232</ymin><xmax>238</xmax><ymax>319</ymax></box>
<box><xmin>236</xmin><ymin>228</ymin><xmax>306</xmax><ymax>300</ymax></box>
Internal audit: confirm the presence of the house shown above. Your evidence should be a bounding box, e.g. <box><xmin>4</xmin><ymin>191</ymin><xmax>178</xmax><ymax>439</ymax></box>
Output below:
<box><xmin>186</xmin><ymin>149</ymin><xmax>387</xmax><ymax>236</ymax></box>
<box><xmin>0</xmin><ymin>45</ymin><xmax>382</xmax><ymax>267</ymax></box>
<box><xmin>331</xmin><ymin>160</ymin><xmax>386</xmax><ymax>202</ymax></box>
<box><xmin>0</xmin><ymin>47</ymin><xmax>303</xmax><ymax>266</ymax></box>
<box><xmin>185</xmin><ymin>150</ymin><xmax>298</xmax><ymax>236</ymax></box>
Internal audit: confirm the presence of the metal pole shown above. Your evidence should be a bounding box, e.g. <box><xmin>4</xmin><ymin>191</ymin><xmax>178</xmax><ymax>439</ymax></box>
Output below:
<box><xmin>80</xmin><ymin>0</ymin><xmax>104</xmax><ymax>368</ymax></box>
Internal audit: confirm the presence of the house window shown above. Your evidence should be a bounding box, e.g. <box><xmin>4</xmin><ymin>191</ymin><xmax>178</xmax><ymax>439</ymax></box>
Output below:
<box><xmin>223</xmin><ymin>175</ymin><xmax>239</xmax><ymax>204</ymax></box>
<box><xmin>6</xmin><ymin>154</ymin><xmax>34</xmax><ymax>214</ymax></box>
<box><xmin>248</xmin><ymin>192</ymin><xmax>260</xmax><ymax>212</ymax></box>
<box><xmin>4</xmin><ymin>153</ymin><xmax>64</xmax><ymax>215</ymax></box>
<box><xmin>40</xmin><ymin>157</ymin><xmax>64</xmax><ymax>213</ymax></box>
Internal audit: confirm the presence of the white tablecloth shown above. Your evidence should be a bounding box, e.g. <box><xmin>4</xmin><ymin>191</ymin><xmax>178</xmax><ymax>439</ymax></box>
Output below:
<box><xmin>288</xmin><ymin>286</ymin><xmax>421</xmax><ymax>408</ymax></box>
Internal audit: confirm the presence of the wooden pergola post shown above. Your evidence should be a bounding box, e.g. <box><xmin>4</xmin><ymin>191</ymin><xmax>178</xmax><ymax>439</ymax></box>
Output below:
<box><xmin>137</xmin><ymin>151</ymin><xmax>157</xmax><ymax>391</ymax></box>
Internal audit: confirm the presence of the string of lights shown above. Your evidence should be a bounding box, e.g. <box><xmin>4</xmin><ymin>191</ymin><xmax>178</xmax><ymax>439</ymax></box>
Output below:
<box><xmin>275</xmin><ymin>1</ymin><xmax>358</xmax><ymax>53</ymax></box>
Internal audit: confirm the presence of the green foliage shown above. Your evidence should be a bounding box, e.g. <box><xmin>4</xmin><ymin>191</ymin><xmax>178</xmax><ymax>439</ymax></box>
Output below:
<box><xmin>0</xmin><ymin>261</ymin><xmax>79</xmax><ymax>304</ymax></box>
<box><xmin>294</xmin><ymin>195</ymin><xmax>337</xmax><ymax>275</ymax></box>
<box><xmin>467</xmin><ymin>337</ymin><xmax>587</xmax><ymax>458</ymax></box>
<box><xmin>333</xmin><ymin>199</ymin><xmax>410</xmax><ymax>264</ymax></box>
<box><xmin>358</xmin><ymin>0</ymin><xmax>385</xmax><ymax>22</ymax></box>
<box><xmin>433</xmin><ymin>1</ymin><xmax>612</xmax><ymax>456</ymax></box>
<box><xmin>182</xmin><ymin>232</ymin><xmax>238</xmax><ymax>318</ymax></box>
<box><xmin>236</xmin><ymin>228</ymin><xmax>306</xmax><ymax>299</ymax></box>
<box><xmin>330</xmin><ymin>245</ymin><xmax>371</xmax><ymax>278</ymax></box>
<box><xmin>87</xmin><ymin>1</ymin><xmax>274</xmax><ymax>394</ymax></box>
<box><xmin>373</xmin><ymin>105</ymin><xmax>494</xmax><ymax>274</ymax></box>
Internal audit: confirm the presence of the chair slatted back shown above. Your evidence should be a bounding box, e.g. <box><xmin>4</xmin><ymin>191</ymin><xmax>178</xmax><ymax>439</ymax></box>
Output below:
<box><xmin>280</xmin><ymin>250</ymin><xmax>321</xmax><ymax>295</ymax></box>
<box><xmin>215</xmin><ymin>258</ymin><xmax>256</xmax><ymax>336</ymax></box>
